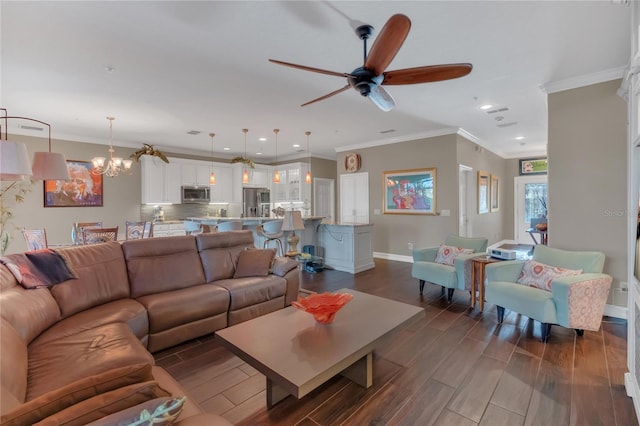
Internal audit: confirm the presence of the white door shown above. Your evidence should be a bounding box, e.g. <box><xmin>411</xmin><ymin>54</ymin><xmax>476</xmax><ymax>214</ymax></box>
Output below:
<box><xmin>340</xmin><ymin>172</ymin><xmax>369</xmax><ymax>224</ymax></box>
<box><xmin>459</xmin><ymin>165</ymin><xmax>472</xmax><ymax>237</ymax></box>
<box><xmin>314</xmin><ymin>178</ymin><xmax>335</xmax><ymax>222</ymax></box>
<box><xmin>514</xmin><ymin>175</ymin><xmax>548</xmax><ymax>244</ymax></box>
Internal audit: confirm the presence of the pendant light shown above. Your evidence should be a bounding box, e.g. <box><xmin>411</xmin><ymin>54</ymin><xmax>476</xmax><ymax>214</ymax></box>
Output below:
<box><xmin>305</xmin><ymin>131</ymin><xmax>312</xmax><ymax>184</ymax></box>
<box><xmin>242</xmin><ymin>128</ymin><xmax>249</xmax><ymax>184</ymax></box>
<box><xmin>208</xmin><ymin>133</ymin><xmax>216</xmax><ymax>185</ymax></box>
<box><xmin>273</xmin><ymin>128</ymin><xmax>280</xmax><ymax>184</ymax></box>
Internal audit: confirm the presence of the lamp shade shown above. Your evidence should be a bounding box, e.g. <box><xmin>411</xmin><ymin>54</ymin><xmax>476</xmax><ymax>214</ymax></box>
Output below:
<box><xmin>282</xmin><ymin>210</ymin><xmax>304</xmax><ymax>231</ymax></box>
<box><xmin>31</xmin><ymin>152</ymin><xmax>71</xmax><ymax>180</ymax></box>
<box><xmin>0</xmin><ymin>140</ymin><xmax>32</xmax><ymax>181</ymax></box>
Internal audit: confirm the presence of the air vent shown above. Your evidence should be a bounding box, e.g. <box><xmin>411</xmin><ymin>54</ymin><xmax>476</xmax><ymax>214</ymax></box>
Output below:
<box><xmin>380</xmin><ymin>129</ymin><xmax>396</xmax><ymax>134</ymax></box>
<box><xmin>497</xmin><ymin>122</ymin><xmax>518</xmax><ymax>128</ymax></box>
<box><xmin>186</xmin><ymin>130</ymin><xmax>201</xmax><ymax>135</ymax></box>
<box><xmin>20</xmin><ymin>125</ymin><xmax>43</xmax><ymax>131</ymax></box>
<box><xmin>486</xmin><ymin>107</ymin><xmax>509</xmax><ymax>114</ymax></box>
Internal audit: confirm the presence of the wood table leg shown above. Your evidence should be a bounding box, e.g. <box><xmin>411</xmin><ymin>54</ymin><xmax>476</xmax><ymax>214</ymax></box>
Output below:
<box><xmin>479</xmin><ymin>267</ymin><xmax>485</xmax><ymax>312</ymax></box>
<box><xmin>470</xmin><ymin>261</ymin><xmax>477</xmax><ymax>309</ymax></box>
<box><xmin>341</xmin><ymin>352</ymin><xmax>373</xmax><ymax>388</ymax></box>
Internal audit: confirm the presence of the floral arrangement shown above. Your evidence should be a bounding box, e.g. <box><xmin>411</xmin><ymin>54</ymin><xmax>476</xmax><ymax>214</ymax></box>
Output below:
<box><xmin>230</xmin><ymin>157</ymin><xmax>255</xmax><ymax>168</ymax></box>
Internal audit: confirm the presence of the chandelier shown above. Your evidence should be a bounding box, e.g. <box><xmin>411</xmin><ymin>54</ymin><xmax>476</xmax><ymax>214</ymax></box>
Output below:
<box><xmin>91</xmin><ymin>117</ymin><xmax>132</xmax><ymax>177</ymax></box>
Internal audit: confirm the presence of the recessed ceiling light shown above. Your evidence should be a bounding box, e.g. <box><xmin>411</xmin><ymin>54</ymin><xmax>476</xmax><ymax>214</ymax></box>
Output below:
<box><xmin>480</xmin><ymin>104</ymin><xmax>492</xmax><ymax>110</ymax></box>
<box><xmin>223</xmin><ymin>147</ymin><xmax>230</xmax><ymax>151</ymax></box>
<box><xmin>515</xmin><ymin>136</ymin><xmax>525</xmax><ymax>140</ymax></box>
<box><xmin>293</xmin><ymin>144</ymin><xmax>300</xmax><ymax>148</ymax></box>
<box><xmin>259</xmin><ymin>137</ymin><xmax>267</xmax><ymax>141</ymax></box>
<box><xmin>256</xmin><ymin>152</ymin><xmax>262</xmax><ymax>155</ymax></box>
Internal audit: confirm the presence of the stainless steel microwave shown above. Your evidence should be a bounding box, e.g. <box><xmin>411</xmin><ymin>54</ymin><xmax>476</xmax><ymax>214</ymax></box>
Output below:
<box><xmin>181</xmin><ymin>186</ymin><xmax>210</xmax><ymax>204</ymax></box>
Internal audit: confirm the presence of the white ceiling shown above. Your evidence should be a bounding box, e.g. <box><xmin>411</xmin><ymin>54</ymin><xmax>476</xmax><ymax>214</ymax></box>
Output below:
<box><xmin>1</xmin><ymin>1</ymin><xmax>630</xmax><ymax>162</ymax></box>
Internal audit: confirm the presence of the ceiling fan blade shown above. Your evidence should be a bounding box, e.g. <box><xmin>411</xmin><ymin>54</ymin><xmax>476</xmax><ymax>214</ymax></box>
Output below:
<box><xmin>269</xmin><ymin>59</ymin><xmax>350</xmax><ymax>78</ymax></box>
<box><xmin>364</xmin><ymin>14</ymin><xmax>411</xmax><ymax>76</ymax></box>
<box><xmin>301</xmin><ymin>84</ymin><xmax>351</xmax><ymax>107</ymax></box>
<box><xmin>368</xmin><ymin>85</ymin><xmax>396</xmax><ymax>112</ymax></box>
<box><xmin>382</xmin><ymin>63</ymin><xmax>473</xmax><ymax>85</ymax></box>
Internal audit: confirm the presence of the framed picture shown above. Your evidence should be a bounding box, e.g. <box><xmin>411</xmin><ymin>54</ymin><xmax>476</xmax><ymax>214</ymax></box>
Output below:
<box><xmin>490</xmin><ymin>174</ymin><xmax>499</xmax><ymax>212</ymax></box>
<box><xmin>44</xmin><ymin>160</ymin><xmax>103</xmax><ymax>207</ymax></box>
<box><xmin>383</xmin><ymin>168</ymin><xmax>436</xmax><ymax>215</ymax></box>
<box><xmin>519</xmin><ymin>157</ymin><xmax>548</xmax><ymax>175</ymax></box>
<box><xmin>478</xmin><ymin>170</ymin><xmax>489</xmax><ymax>214</ymax></box>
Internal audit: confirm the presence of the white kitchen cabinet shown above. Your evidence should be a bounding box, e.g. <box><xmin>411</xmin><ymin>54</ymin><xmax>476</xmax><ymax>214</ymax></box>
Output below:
<box><xmin>273</xmin><ymin>163</ymin><xmax>310</xmax><ymax>203</ymax></box>
<box><xmin>151</xmin><ymin>222</ymin><xmax>186</xmax><ymax>237</ymax></box>
<box><xmin>210</xmin><ymin>165</ymin><xmax>233</xmax><ymax>202</ymax></box>
<box><xmin>181</xmin><ymin>164</ymin><xmax>211</xmax><ymax>186</ymax></box>
<box><xmin>141</xmin><ymin>157</ymin><xmax>181</xmax><ymax>204</ymax></box>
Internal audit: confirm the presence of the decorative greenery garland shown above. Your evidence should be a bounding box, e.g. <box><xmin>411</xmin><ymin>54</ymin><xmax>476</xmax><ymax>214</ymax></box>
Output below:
<box><xmin>230</xmin><ymin>157</ymin><xmax>255</xmax><ymax>168</ymax></box>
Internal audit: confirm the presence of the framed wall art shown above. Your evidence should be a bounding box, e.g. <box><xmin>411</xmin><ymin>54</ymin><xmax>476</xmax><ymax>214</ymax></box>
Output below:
<box><xmin>490</xmin><ymin>174</ymin><xmax>499</xmax><ymax>212</ymax></box>
<box><xmin>383</xmin><ymin>168</ymin><xmax>436</xmax><ymax>215</ymax></box>
<box><xmin>519</xmin><ymin>157</ymin><xmax>548</xmax><ymax>175</ymax></box>
<box><xmin>478</xmin><ymin>170</ymin><xmax>489</xmax><ymax>214</ymax></box>
<box><xmin>44</xmin><ymin>160</ymin><xmax>103</xmax><ymax>207</ymax></box>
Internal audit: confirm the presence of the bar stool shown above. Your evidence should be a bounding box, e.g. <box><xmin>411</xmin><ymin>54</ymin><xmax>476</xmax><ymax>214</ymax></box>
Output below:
<box><xmin>256</xmin><ymin>220</ymin><xmax>283</xmax><ymax>256</ymax></box>
<box><xmin>216</xmin><ymin>221</ymin><xmax>243</xmax><ymax>232</ymax></box>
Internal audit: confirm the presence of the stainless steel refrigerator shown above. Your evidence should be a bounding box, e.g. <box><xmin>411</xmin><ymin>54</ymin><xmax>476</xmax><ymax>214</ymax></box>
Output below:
<box><xmin>243</xmin><ymin>188</ymin><xmax>270</xmax><ymax>217</ymax></box>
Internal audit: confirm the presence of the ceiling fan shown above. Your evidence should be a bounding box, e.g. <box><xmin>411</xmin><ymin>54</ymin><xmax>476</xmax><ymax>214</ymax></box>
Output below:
<box><xmin>269</xmin><ymin>14</ymin><xmax>472</xmax><ymax>112</ymax></box>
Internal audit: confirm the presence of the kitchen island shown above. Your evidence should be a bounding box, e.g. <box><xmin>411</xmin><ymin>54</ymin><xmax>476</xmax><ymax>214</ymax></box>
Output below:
<box><xmin>317</xmin><ymin>223</ymin><xmax>375</xmax><ymax>274</ymax></box>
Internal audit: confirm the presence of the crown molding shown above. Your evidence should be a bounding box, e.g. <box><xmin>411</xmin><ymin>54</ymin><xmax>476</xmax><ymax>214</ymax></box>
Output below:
<box><xmin>334</xmin><ymin>127</ymin><xmax>459</xmax><ymax>153</ymax></box>
<box><xmin>542</xmin><ymin>66</ymin><xmax>627</xmax><ymax>94</ymax></box>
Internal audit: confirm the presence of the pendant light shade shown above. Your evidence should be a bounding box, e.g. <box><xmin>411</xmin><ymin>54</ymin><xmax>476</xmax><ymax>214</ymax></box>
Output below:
<box><xmin>273</xmin><ymin>128</ymin><xmax>280</xmax><ymax>184</ymax></box>
<box><xmin>305</xmin><ymin>131</ymin><xmax>312</xmax><ymax>184</ymax></box>
<box><xmin>0</xmin><ymin>140</ymin><xmax>32</xmax><ymax>181</ymax></box>
<box><xmin>209</xmin><ymin>133</ymin><xmax>216</xmax><ymax>185</ymax></box>
<box><xmin>242</xmin><ymin>128</ymin><xmax>249</xmax><ymax>184</ymax></box>
<box><xmin>31</xmin><ymin>152</ymin><xmax>71</xmax><ymax>180</ymax></box>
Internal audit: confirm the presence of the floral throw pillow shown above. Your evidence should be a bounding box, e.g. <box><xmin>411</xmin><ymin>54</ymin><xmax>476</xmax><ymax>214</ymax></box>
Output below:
<box><xmin>517</xmin><ymin>260</ymin><xmax>583</xmax><ymax>291</ymax></box>
<box><xmin>434</xmin><ymin>244</ymin><xmax>474</xmax><ymax>266</ymax></box>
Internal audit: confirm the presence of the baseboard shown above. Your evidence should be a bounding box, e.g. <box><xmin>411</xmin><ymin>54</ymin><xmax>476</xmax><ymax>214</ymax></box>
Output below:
<box><xmin>373</xmin><ymin>252</ymin><xmax>412</xmax><ymax>263</ymax></box>
<box><xmin>604</xmin><ymin>304</ymin><xmax>628</xmax><ymax>320</ymax></box>
<box><xmin>625</xmin><ymin>372</ymin><xmax>640</xmax><ymax>421</ymax></box>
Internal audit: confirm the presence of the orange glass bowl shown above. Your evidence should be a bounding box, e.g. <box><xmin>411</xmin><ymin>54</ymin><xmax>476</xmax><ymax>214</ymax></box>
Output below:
<box><xmin>291</xmin><ymin>292</ymin><xmax>354</xmax><ymax>324</ymax></box>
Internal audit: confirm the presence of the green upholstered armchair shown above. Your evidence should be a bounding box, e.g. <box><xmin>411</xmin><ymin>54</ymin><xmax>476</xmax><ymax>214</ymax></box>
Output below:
<box><xmin>411</xmin><ymin>235</ymin><xmax>488</xmax><ymax>302</ymax></box>
<box><xmin>485</xmin><ymin>245</ymin><xmax>612</xmax><ymax>342</ymax></box>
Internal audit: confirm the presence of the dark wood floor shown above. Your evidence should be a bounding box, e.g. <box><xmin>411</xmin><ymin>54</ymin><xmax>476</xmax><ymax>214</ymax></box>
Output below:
<box><xmin>154</xmin><ymin>259</ymin><xmax>638</xmax><ymax>425</ymax></box>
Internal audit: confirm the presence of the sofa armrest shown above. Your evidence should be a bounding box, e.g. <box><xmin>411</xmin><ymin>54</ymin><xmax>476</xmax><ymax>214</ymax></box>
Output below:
<box><xmin>551</xmin><ymin>273</ymin><xmax>613</xmax><ymax>331</ymax></box>
<box><xmin>412</xmin><ymin>247</ymin><xmax>438</xmax><ymax>263</ymax></box>
<box><xmin>485</xmin><ymin>260</ymin><xmax>526</xmax><ymax>283</ymax></box>
<box><xmin>453</xmin><ymin>253</ymin><xmax>482</xmax><ymax>291</ymax></box>
<box><xmin>271</xmin><ymin>257</ymin><xmax>298</xmax><ymax>277</ymax></box>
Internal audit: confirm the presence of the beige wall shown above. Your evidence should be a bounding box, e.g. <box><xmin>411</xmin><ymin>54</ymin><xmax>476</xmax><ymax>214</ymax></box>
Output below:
<box><xmin>548</xmin><ymin>79</ymin><xmax>628</xmax><ymax>306</ymax></box>
<box><xmin>336</xmin><ymin>134</ymin><xmax>511</xmax><ymax>257</ymax></box>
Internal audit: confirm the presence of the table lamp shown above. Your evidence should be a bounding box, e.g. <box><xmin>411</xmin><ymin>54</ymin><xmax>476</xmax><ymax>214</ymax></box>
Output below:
<box><xmin>281</xmin><ymin>210</ymin><xmax>304</xmax><ymax>255</ymax></box>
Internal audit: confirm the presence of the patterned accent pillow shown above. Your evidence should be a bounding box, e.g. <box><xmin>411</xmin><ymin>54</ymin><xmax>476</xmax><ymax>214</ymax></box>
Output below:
<box><xmin>434</xmin><ymin>244</ymin><xmax>474</xmax><ymax>266</ymax></box>
<box><xmin>517</xmin><ymin>260</ymin><xmax>583</xmax><ymax>291</ymax></box>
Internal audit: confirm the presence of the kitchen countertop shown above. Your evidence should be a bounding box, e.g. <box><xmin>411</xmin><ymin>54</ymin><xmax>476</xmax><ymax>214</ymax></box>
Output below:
<box><xmin>186</xmin><ymin>216</ymin><xmax>325</xmax><ymax>222</ymax></box>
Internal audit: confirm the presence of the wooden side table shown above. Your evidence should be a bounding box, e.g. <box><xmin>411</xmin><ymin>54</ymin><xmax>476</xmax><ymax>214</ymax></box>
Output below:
<box><xmin>470</xmin><ymin>256</ymin><xmax>501</xmax><ymax>311</ymax></box>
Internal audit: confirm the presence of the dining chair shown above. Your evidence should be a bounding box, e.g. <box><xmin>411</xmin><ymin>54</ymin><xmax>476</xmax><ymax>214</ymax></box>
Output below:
<box><xmin>125</xmin><ymin>220</ymin><xmax>146</xmax><ymax>240</ymax></box>
<box><xmin>201</xmin><ymin>224</ymin><xmax>217</xmax><ymax>233</ymax></box>
<box><xmin>142</xmin><ymin>222</ymin><xmax>153</xmax><ymax>238</ymax></box>
<box><xmin>73</xmin><ymin>222</ymin><xmax>103</xmax><ymax>245</ymax></box>
<box><xmin>82</xmin><ymin>226</ymin><xmax>119</xmax><ymax>245</ymax></box>
<box><xmin>22</xmin><ymin>228</ymin><xmax>48</xmax><ymax>251</ymax></box>
<box><xmin>216</xmin><ymin>221</ymin><xmax>243</xmax><ymax>232</ymax></box>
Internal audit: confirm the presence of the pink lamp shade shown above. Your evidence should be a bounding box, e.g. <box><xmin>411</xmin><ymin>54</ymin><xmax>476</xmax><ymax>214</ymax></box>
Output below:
<box><xmin>0</xmin><ymin>140</ymin><xmax>32</xmax><ymax>181</ymax></box>
<box><xmin>31</xmin><ymin>152</ymin><xmax>71</xmax><ymax>180</ymax></box>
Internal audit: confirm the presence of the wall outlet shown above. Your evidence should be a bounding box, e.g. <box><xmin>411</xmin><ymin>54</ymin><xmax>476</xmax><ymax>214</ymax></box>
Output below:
<box><xmin>440</xmin><ymin>209</ymin><xmax>451</xmax><ymax>216</ymax></box>
<box><xmin>621</xmin><ymin>281</ymin><xmax>628</xmax><ymax>291</ymax></box>
<box><xmin>408</xmin><ymin>242</ymin><xmax>413</xmax><ymax>250</ymax></box>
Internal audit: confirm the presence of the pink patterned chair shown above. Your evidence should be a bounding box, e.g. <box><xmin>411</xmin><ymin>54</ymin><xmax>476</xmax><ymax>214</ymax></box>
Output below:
<box><xmin>485</xmin><ymin>245</ymin><xmax>612</xmax><ymax>342</ymax></box>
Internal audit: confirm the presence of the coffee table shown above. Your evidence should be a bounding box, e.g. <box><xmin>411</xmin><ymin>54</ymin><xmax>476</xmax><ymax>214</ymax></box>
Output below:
<box><xmin>215</xmin><ymin>288</ymin><xmax>424</xmax><ymax>408</ymax></box>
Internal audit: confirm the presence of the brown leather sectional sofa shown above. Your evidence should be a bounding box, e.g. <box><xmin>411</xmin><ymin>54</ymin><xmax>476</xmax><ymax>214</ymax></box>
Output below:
<box><xmin>0</xmin><ymin>230</ymin><xmax>300</xmax><ymax>425</ymax></box>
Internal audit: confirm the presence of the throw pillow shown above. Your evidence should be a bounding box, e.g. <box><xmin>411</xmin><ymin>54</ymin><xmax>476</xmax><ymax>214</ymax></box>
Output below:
<box><xmin>517</xmin><ymin>260</ymin><xmax>583</xmax><ymax>292</ymax></box>
<box><xmin>32</xmin><ymin>381</ymin><xmax>171</xmax><ymax>426</ymax></box>
<box><xmin>0</xmin><ymin>364</ymin><xmax>154</xmax><ymax>426</ymax></box>
<box><xmin>85</xmin><ymin>396</ymin><xmax>185</xmax><ymax>426</ymax></box>
<box><xmin>233</xmin><ymin>248</ymin><xmax>276</xmax><ymax>278</ymax></box>
<box><xmin>434</xmin><ymin>244</ymin><xmax>474</xmax><ymax>266</ymax></box>
<box><xmin>0</xmin><ymin>249</ymin><xmax>77</xmax><ymax>289</ymax></box>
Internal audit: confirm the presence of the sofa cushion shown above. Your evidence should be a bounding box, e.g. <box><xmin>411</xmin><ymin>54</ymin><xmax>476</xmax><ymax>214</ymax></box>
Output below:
<box><xmin>33</xmin><ymin>381</ymin><xmax>170</xmax><ymax>426</ymax></box>
<box><xmin>0</xmin><ymin>266</ymin><xmax>61</xmax><ymax>344</ymax></box>
<box><xmin>214</xmin><ymin>275</ymin><xmax>286</xmax><ymax>311</ymax></box>
<box><xmin>0</xmin><ymin>364</ymin><xmax>153</xmax><ymax>426</ymax></box>
<box><xmin>234</xmin><ymin>248</ymin><xmax>276</xmax><ymax>278</ymax></box>
<box><xmin>136</xmin><ymin>284</ymin><xmax>229</xmax><ymax>334</ymax></box>
<box><xmin>27</xmin><ymin>323</ymin><xmax>154</xmax><ymax>400</ymax></box>
<box><xmin>52</xmin><ymin>243</ymin><xmax>131</xmax><ymax>318</ymax></box>
<box><xmin>196</xmin><ymin>231</ymin><xmax>255</xmax><ymax>282</ymax></box>
<box><xmin>434</xmin><ymin>244</ymin><xmax>474</xmax><ymax>266</ymax></box>
<box><xmin>0</xmin><ymin>319</ymin><xmax>28</xmax><ymax>408</ymax></box>
<box><xmin>122</xmin><ymin>236</ymin><xmax>206</xmax><ymax>298</ymax></box>
<box><xmin>517</xmin><ymin>260</ymin><xmax>583</xmax><ymax>292</ymax></box>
